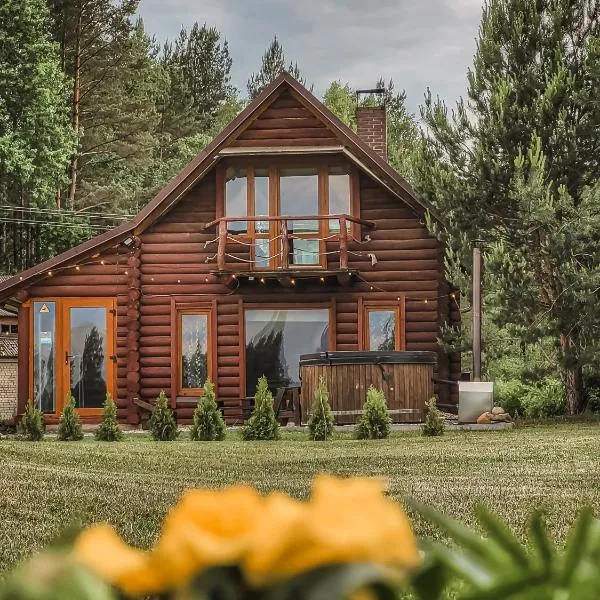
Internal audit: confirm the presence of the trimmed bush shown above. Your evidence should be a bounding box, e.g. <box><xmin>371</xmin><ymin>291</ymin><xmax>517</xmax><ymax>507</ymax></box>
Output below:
<box><xmin>18</xmin><ymin>401</ymin><xmax>44</xmax><ymax>441</ymax></box>
<box><xmin>148</xmin><ymin>391</ymin><xmax>179</xmax><ymax>441</ymax></box>
<box><xmin>57</xmin><ymin>394</ymin><xmax>83</xmax><ymax>441</ymax></box>
<box><xmin>521</xmin><ymin>378</ymin><xmax>565</xmax><ymax>418</ymax></box>
<box><xmin>355</xmin><ymin>385</ymin><xmax>392</xmax><ymax>439</ymax></box>
<box><xmin>95</xmin><ymin>393</ymin><xmax>123</xmax><ymax>441</ymax></box>
<box><xmin>422</xmin><ymin>396</ymin><xmax>445</xmax><ymax>437</ymax></box>
<box><xmin>308</xmin><ymin>376</ymin><xmax>334</xmax><ymax>441</ymax></box>
<box><xmin>242</xmin><ymin>376</ymin><xmax>280</xmax><ymax>441</ymax></box>
<box><xmin>190</xmin><ymin>378</ymin><xmax>226</xmax><ymax>441</ymax></box>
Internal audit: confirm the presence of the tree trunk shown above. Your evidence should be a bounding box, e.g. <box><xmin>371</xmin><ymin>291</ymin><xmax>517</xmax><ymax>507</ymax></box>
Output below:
<box><xmin>67</xmin><ymin>1</ymin><xmax>83</xmax><ymax>209</ymax></box>
<box><xmin>559</xmin><ymin>333</ymin><xmax>583</xmax><ymax>415</ymax></box>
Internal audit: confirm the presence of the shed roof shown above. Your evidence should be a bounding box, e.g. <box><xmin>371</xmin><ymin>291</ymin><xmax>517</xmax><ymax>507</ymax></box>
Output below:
<box><xmin>0</xmin><ymin>72</ymin><xmax>441</xmax><ymax>305</ymax></box>
<box><xmin>0</xmin><ymin>337</ymin><xmax>18</xmax><ymax>358</ymax></box>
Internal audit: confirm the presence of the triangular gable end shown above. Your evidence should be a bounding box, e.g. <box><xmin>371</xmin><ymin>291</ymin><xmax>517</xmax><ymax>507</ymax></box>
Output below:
<box><xmin>228</xmin><ymin>89</ymin><xmax>340</xmax><ymax>148</ymax></box>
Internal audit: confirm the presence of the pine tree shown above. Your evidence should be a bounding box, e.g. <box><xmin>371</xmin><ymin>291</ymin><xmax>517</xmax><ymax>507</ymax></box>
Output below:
<box><xmin>307</xmin><ymin>377</ymin><xmax>334</xmax><ymax>441</ymax></box>
<box><xmin>0</xmin><ymin>0</ymin><xmax>75</xmax><ymax>273</ymax></box>
<box><xmin>323</xmin><ymin>81</ymin><xmax>357</xmax><ymax>129</ymax></box>
<box><xmin>190</xmin><ymin>378</ymin><xmax>226</xmax><ymax>441</ymax></box>
<box><xmin>247</xmin><ymin>36</ymin><xmax>309</xmax><ymax>99</ymax></box>
<box><xmin>414</xmin><ymin>0</ymin><xmax>600</xmax><ymax>414</ymax></box>
<box><xmin>148</xmin><ymin>391</ymin><xmax>178</xmax><ymax>441</ymax></box>
<box><xmin>355</xmin><ymin>386</ymin><xmax>392</xmax><ymax>440</ymax></box>
<box><xmin>57</xmin><ymin>394</ymin><xmax>83</xmax><ymax>441</ymax></box>
<box><xmin>95</xmin><ymin>393</ymin><xmax>123</xmax><ymax>441</ymax></box>
<box><xmin>18</xmin><ymin>401</ymin><xmax>45</xmax><ymax>441</ymax></box>
<box><xmin>242</xmin><ymin>376</ymin><xmax>280</xmax><ymax>441</ymax></box>
<box><xmin>422</xmin><ymin>396</ymin><xmax>445</xmax><ymax>437</ymax></box>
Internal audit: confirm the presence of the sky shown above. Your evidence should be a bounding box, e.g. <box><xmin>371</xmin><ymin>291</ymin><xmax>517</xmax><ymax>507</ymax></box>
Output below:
<box><xmin>137</xmin><ymin>0</ymin><xmax>484</xmax><ymax>115</ymax></box>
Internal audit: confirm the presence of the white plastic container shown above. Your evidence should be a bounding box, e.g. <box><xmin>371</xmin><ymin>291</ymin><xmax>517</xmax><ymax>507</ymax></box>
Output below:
<box><xmin>458</xmin><ymin>381</ymin><xmax>494</xmax><ymax>423</ymax></box>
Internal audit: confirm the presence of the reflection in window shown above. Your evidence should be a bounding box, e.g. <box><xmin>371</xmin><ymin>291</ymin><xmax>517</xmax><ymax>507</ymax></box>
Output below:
<box><xmin>255</xmin><ymin>239</ymin><xmax>270</xmax><ymax>268</ymax></box>
<box><xmin>245</xmin><ymin>309</ymin><xmax>329</xmax><ymax>396</ymax></box>
<box><xmin>367</xmin><ymin>310</ymin><xmax>397</xmax><ymax>351</ymax></box>
<box><xmin>70</xmin><ymin>307</ymin><xmax>107</xmax><ymax>408</ymax></box>
<box><xmin>279</xmin><ymin>168</ymin><xmax>319</xmax><ymax>234</ymax></box>
<box><xmin>225</xmin><ymin>167</ymin><xmax>247</xmax><ymax>233</ymax></box>
<box><xmin>289</xmin><ymin>238</ymin><xmax>320</xmax><ymax>265</ymax></box>
<box><xmin>33</xmin><ymin>302</ymin><xmax>56</xmax><ymax>413</ymax></box>
<box><xmin>181</xmin><ymin>313</ymin><xmax>208</xmax><ymax>390</ymax></box>
<box><xmin>254</xmin><ymin>168</ymin><xmax>269</xmax><ymax>234</ymax></box>
<box><xmin>328</xmin><ymin>165</ymin><xmax>351</xmax><ymax>231</ymax></box>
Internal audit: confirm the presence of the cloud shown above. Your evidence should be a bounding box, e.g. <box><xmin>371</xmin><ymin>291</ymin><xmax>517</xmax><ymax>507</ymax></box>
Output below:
<box><xmin>137</xmin><ymin>0</ymin><xmax>483</xmax><ymax>113</ymax></box>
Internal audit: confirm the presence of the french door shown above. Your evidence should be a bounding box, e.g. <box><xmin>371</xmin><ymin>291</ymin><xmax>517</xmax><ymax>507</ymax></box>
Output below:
<box><xmin>31</xmin><ymin>298</ymin><xmax>116</xmax><ymax>415</ymax></box>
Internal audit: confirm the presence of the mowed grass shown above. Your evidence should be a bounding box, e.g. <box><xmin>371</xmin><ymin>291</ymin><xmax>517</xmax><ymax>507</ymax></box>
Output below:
<box><xmin>0</xmin><ymin>423</ymin><xmax>599</xmax><ymax>571</ymax></box>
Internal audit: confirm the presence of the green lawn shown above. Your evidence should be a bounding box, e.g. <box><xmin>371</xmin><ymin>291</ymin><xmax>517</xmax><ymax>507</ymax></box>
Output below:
<box><xmin>0</xmin><ymin>423</ymin><xmax>599</xmax><ymax>572</ymax></box>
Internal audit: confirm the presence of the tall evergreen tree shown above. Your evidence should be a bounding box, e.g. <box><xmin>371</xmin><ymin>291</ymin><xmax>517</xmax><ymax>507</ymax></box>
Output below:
<box><xmin>49</xmin><ymin>1</ymin><xmax>165</xmax><ymax>214</ymax></box>
<box><xmin>154</xmin><ymin>22</ymin><xmax>239</xmax><ymax>181</ymax></box>
<box><xmin>414</xmin><ymin>0</ymin><xmax>600</xmax><ymax>413</ymax></box>
<box><xmin>0</xmin><ymin>0</ymin><xmax>75</xmax><ymax>273</ymax></box>
<box><xmin>247</xmin><ymin>36</ymin><xmax>309</xmax><ymax>98</ymax></box>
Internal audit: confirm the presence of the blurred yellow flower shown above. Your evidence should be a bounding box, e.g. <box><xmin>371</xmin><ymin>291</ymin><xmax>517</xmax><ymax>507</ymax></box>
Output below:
<box><xmin>151</xmin><ymin>484</ymin><xmax>263</xmax><ymax>588</ymax></box>
<box><xmin>243</xmin><ymin>475</ymin><xmax>420</xmax><ymax>585</ymax></box>
<box><xmin>74</xmin><ymin>524</ymin><xmax>160</xmax><ymax>596</ymax></box>
<box><xmin>73</xmin><ymin>476</ymin><xmax>419</xmax><ymax>595</ymax></box>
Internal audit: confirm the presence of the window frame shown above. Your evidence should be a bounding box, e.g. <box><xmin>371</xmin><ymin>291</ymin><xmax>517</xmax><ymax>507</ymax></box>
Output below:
<box><xmin>360</xmin><ymin>298</ymin><xmax>406</xmax><ymax>352</ymax></box>
<box><xmin>240</xmin><ymin>300</ymin><xmax>336</xmax><ymax>399</ymax></box>
<box><xmin>217</xmin><ymin>158</ymin><xmax>359</xmax><ymax>270</ymax></box>
<box><xmin>176</xmin><ymin>307</ymin><xmax>213</xmax><ymax>397</ymax></box>
<box><xmin>171</xmin><ymin>299</ymin><xmax>216</xmax><ymax>403</ymax></box>
<box><xmin>26</xmin><ymin>297</ymin><xmax>116</xmax><ymax>416</ymax></box>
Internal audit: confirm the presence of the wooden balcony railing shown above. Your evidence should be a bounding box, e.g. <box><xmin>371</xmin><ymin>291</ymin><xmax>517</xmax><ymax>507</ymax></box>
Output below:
<box><xmin>204</xmin><ymin>214</ymin><xmax>375</xmax><ymax>273</ymax></box>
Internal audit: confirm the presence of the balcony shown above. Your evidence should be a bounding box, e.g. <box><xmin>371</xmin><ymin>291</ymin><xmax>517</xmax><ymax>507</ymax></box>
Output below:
<box><xmin>204</xmin><ymin>214</ymin><xmax>375</xmax><ymax>287</ymax></box>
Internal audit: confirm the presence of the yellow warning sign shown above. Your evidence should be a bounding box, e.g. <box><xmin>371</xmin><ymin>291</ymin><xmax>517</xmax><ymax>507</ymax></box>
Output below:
<box><xmin>39</xmin><ymin>303</ymin><xmax>49</xmax><ymax>313</ymax></box>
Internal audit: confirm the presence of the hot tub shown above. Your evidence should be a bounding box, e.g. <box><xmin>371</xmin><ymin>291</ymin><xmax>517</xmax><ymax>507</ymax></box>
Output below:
<box><xmin>299</xmin><ymin>351</ymin><xmax>437</xmax><ymax>424</ymax></box>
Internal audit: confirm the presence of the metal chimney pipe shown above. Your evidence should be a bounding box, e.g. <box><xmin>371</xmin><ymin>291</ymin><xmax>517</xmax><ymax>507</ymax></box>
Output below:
<box><xmin>472</xmin><ymin>244</ymin><xmax>482</xmax><ymax>381</ymax></box>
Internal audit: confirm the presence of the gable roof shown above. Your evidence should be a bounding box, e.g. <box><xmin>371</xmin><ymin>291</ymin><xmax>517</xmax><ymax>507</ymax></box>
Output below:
<box><xmin>0</xmin><ymin>72</ymin><xmax>440</xmax><ymax>304</ymax></box>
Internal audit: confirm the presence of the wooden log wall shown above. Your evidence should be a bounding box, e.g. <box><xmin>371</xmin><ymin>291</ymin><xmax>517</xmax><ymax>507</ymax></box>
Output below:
<box><xmin>26</xmin><ymin>249</ymin><xmax>130</xmax><ymax>421</ymax></box>
<box><xmin>230</xmin><ymin>91</ymin><xmax>339</xmax><ymax>148</ymax></box>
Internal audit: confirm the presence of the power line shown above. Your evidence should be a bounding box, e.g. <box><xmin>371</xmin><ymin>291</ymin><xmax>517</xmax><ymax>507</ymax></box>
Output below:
<box><xmin>0</xmin><ymin>205</ymin><xmax>133</xmax><ymax>220</ymax></box>
<box><xmin>0</xmin><ymin>216</ymin><xmax>114</xmax><ymax>231</ymax></box>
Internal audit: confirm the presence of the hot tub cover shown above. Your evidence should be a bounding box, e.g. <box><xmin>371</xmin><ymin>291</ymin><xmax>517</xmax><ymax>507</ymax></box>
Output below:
<box><xmin>299</xmin><ymin>351</ymin><xmax>437</xmax><ymax>366</ymax></box>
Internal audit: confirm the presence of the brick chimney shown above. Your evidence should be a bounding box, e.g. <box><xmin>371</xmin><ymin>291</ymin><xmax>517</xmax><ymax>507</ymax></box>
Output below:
<box><xmin>356</xmin><ymin>106</ymin><xmax>387</xmax><ymax>160</ymax></box>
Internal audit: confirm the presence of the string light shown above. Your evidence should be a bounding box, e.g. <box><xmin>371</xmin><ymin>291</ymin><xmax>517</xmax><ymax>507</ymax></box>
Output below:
<box><xmin>320</xmin><ymin>277</ymin><xmax>325</xmax><ymax>283</ymax></box>
<box><xmin>100</xmin><ymin>260</ymin><xmax>105</xmax><ymax>265</ymax></box>
<box><xmin>75</xmin><ymin>265</ymin><xmax>80</xmax><ymax>271</ymax></box>
<box><xmin>47</xmin><ymin>271</ymin><xmax>52</xmax><ymax>277</ymax></box>
<box><xmin>260</xmin><ymin>277</ymin><xmax>266</xmax><ymax>284</ymax></box>
<box><xmin>290</xmin><ymin>278</ymin><xmax>296</xmax><ymax>285</ymax></box>
<box><xmin>124</xmin><ymin>270</ymin><xmax>128</xmax><ymax>275</ymax></box>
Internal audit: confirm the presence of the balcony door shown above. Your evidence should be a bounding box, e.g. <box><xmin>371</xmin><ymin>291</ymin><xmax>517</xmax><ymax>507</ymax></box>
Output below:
<box><xmin>32</xmin><ymin>298</ymin><xmax>115</xmax><ymax>415</ymax></box>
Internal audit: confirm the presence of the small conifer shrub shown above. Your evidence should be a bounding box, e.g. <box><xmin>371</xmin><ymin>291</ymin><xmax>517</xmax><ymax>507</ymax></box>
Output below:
<box><xmin>422</xmin><ymin>396</ymin><xmax>445</xmax><ymax>437</ymax></box>
<box><xmin>95</xmin><ymin>393</ymin><xmax>123</xmax><ymax>441</ymax></box>
<box><xmin>355</xmin><ymin>386</ymin><xmax>392</xmax><ymax>440</ymax></box>
<box><xmin>190</xmin><ymin>378</ymin><xmax>226</xmax><ymax>441</ymax></box>
<box><xmin>19</xmin><ymin>400</ymin><xmax>45</xmax><ymax>441</ymax></box>
<box><xmin>242</xmin><ymin>376</ymin><xmax>280</xmax><ymax>441</ymax></box>
<box><xmin>148</xmin><ymin>391</ymin><xmax>179</xmax><ymax>441</ymax></box>
<box><xmin>57</xmin><ymin>394</ymin><xmax>84</xmax><ymax>441</ymax></box>
<box><xmin>308</xmin><ymin>376</ymin><xmax>334</xmax><ymax>441</ymax></box>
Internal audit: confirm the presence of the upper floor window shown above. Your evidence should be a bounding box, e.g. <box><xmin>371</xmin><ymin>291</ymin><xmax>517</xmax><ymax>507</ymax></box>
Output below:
<box><xmin>225</xmin><ymin>167</ymin><xmax>247</xmax><ymax>234</ymax></box>
<box><xmin>222</xmin><ymin>162</ymin><xmax>354</xmax><ymax>230</ymax></box>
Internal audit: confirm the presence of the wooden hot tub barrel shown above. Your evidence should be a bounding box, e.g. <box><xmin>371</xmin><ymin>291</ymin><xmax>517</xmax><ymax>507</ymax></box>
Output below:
<box><xmin>299</xmin><ymin>351</ymin><xmax>436</xmax><ymax>424</ymax></box>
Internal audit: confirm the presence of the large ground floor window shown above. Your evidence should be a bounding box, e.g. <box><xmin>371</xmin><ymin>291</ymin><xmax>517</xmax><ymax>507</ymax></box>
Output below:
<box><xmin>245</xmin><ymin>308</ymin><xmax>330</xmax><ymax>396</ymax></box>
<box><xmin>30</xmin><ymin>298</ymin><xmax>115</xmax><ymax>414</ymax></box>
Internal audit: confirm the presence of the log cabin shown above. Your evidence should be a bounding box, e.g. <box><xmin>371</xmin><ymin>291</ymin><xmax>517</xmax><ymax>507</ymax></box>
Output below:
<box><xmin>0</xmin><ymin>73</ymin><xmax>460</xmax><ymax>426</ymax></box>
